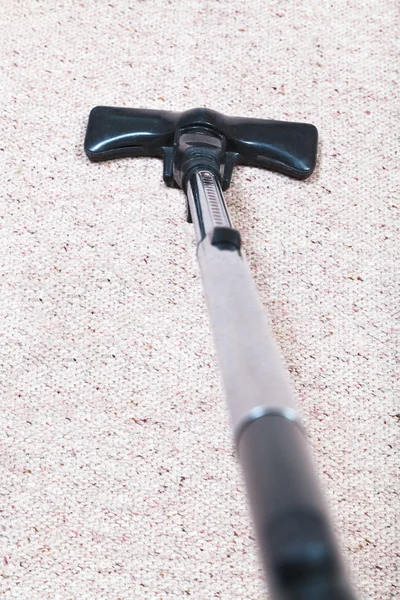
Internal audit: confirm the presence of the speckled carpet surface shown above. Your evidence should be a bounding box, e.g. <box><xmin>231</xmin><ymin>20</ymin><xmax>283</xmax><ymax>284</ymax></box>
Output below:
<box><xmin>0</xmin><ymin>1</ymin><xmax>398</xmax><ymax>599</ymax></box>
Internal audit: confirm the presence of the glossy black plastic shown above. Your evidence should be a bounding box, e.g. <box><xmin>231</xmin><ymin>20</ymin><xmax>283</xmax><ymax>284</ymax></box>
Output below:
<box><xmin>84</xmin><ymin>107</ymin><xmax>318</xmax><ymax>188</ymax></box>
<box><xmin>238</xmin><ymin>415</ymin><xmax>356</xmax><ymax>600</ymax></box>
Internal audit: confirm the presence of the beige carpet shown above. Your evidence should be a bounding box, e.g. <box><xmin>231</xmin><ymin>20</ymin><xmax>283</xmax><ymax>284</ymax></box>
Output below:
<box><xmin>1</xmin><ymin>1</ymin><xmax>398</xmax><ymax>598</ymax></box>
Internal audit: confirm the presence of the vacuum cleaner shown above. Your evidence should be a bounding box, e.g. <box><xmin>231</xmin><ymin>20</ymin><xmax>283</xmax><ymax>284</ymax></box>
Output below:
<box><xmin>84</xmin><ymin>106</ymin><xmax>356</xmax><ymax>600</ymax></box>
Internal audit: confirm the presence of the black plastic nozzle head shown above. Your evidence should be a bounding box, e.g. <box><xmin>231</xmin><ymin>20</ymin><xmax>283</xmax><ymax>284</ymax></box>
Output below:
<box><xmin>84</xmin><ymin>106</ymin><xmax>318</xmax><ymax>190</ymax></box>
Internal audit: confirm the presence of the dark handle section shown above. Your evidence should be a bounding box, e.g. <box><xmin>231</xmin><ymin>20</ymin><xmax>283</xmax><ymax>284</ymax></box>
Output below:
<box><xmin>84</xmin><ymin>106</ymin><xmax>318</xmax><ymax>181</ymax></box>
<box><xmin>238</xmin><ymin>416</ymin><xmax>356</xmax><ymax>600</ymax></box>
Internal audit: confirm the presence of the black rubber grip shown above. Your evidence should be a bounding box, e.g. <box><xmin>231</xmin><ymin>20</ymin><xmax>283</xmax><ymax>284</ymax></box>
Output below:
<box><xmin>237</xmin><ymin>416</ymin><xmax>355</xmax><ymax>600</ymax></box>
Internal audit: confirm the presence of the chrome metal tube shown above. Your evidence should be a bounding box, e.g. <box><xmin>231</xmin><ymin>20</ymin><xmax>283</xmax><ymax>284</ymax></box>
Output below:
<box><xmin>187</xmin><ymin>169</ymin><xmax>232</xmax><ymax>243</ymax></box>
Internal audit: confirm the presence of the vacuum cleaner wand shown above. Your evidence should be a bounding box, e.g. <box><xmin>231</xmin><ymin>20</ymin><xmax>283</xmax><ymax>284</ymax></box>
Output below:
<box><xmin>84</xmin><ymin>107</ymin><xmax>356</xmax><ymax>600</ymax></box>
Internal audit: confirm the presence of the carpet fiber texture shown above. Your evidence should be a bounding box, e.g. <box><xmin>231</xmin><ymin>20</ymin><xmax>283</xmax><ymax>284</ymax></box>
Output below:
<box><xmin>0</xmin><ymin>1</ymin><xmax>398</xmax><ymax>599</ymax></box>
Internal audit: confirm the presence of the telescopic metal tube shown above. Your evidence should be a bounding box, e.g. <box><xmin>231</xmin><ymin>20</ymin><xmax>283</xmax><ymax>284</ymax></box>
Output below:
<box><xmin>186</xmin><ymin>169</ymin><xmax>355</xmax><ymax>600</ymax></box>
<box><xmin>187</xmin><ymin>169</ymin><xmax>300</xmax><ymax>439</ymax></box>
